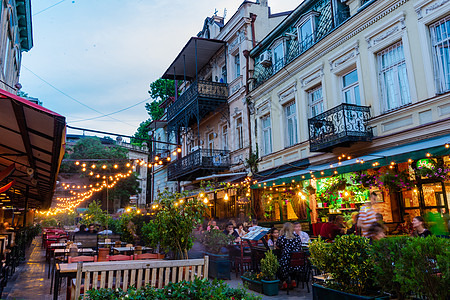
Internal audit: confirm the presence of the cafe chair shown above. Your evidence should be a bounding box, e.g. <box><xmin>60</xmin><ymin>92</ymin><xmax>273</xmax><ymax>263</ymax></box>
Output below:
<box><xmin>68</xmin><ymin>255</ymin><xmax>98</xmax><ymax>263</ymax></box>
<box><xmin>287</xmin><ymin>251</ymin><xmax>311</xmax><ymax>295</ymax></box>
<box><xmin>133</xmin><ymin>253</ymin><xmax>163</xmax><ymax>260</ymax></box>
<box><xmin>234</xmin><ymin>242</ymin><xmax>252</xmax><ymax>278</ymax></box>
<box><xmin>107</xmin><ymin>255</ymin><xmax>133</xmax><ymax>261</ymax></box>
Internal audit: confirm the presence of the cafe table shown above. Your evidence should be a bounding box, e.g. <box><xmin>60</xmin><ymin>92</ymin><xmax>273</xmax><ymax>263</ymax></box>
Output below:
<box><xmin>53</xmin><ymin>262</ymin><xmax>78</xmax><ymax>300</ymax></box>
<box><xmin>111</xmin><ymin>246</ymin><xmax>152</xmax><ymax>253</ymax></box>
<box><xmin>50</xmin><ymin>242</ymin><xmax>82</xmax><ymax>248</ymax></box>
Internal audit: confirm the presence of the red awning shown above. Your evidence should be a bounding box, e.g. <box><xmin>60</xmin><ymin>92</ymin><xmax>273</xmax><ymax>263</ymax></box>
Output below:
<box><xmin>0</xmin><ymin>88</ymin><xmax>66</xmax><ymax>209</ymax></box>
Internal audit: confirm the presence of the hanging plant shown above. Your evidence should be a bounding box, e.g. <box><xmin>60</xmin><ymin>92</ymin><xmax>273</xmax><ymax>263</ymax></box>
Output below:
<box><xmin>380</xmin><ymin>170</ymin><xmax>414</xmax><ymax>191</ymax></box>
<box><xmin>413</xmin><ymin>158</ymin><xmax>450</xmax><ymax>181</ymax></box>
<box><xmin>351</xmin><ymin>171</ymin><xmax>379</xmax><ymax>188</ymax></box>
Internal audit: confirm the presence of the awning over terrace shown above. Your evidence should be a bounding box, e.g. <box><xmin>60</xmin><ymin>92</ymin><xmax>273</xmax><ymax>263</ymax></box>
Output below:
<box><xmin>253</xmin><ymin>134</ymin><xmax>450</xmax><ymax>188</ymax></box>
<box><xmin>0</xmin><ymin>88</ymin><xmax>66</xmax><ymax>209</ymax></box>
<box><xmin>162</xmin><ymin>37</ymin><xmax>226</xmax><ymax>81</ymax></box>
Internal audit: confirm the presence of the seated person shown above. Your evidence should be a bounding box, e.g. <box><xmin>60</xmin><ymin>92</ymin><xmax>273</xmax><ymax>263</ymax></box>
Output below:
<box><xmin>319</xmin><ymin>215</ymin><xmax>342</xmax><ymax>241</ymax></box>
<box><xmin>293</xmin><ymin>222</ymin><xmax>310</xmax><ymax>244</ymax></box>
<box><xmin>412</xmin><ymin>216</ymin><xmax>432</xmax><ymax>238</ymax></box>
<box><xmin>236</xmin><ymin>223</ymin><xmax>247</xmax><ymax>237</ymax></box>
<box><xmin>223</xmin><ymin>222</ymin><xmax>240</xmax><ymax>243</ymax></box>
<box><xmin>206</xmin><ymin>220</ymin><xmax>219</xmax><ymax>231</ymax></box>
<box><xmin>248</xmin><ymin>219</ymin><xmax>258</xmax><ymax>231</ymax></box>
<box><xmin>267</xmin><ymin>227</ymin><xmax>279</xmax><ymax>248</ymax></box>
<box><xmin>87</xmin><ymin>224</ymin><xmax>97</xmax><ymax>234</ymax></box>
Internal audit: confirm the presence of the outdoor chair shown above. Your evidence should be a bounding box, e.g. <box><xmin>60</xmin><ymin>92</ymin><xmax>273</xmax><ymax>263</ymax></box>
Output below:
<box><xmin>133</xmin><ymin>253</ymin><xmax>164</xmax><ymax>260</ymax></box>
<box><xmin>68</xmin><ymin>255</ymin><xmax>98</xmax><ymax>263</ymax></box>
<box><xmin>234</xmin><ymin>242</ymin><xmax>252</xmax><ymax>278</ymax></box>
<box><xmin>287</xmin><ymin>251</ymin><xmax>311</xmax><ymax>295</ymax></box>
<box><xmin>107</xmin><ymin>254</ymin><xmax>133</xmax><ymax>261</ymax></box>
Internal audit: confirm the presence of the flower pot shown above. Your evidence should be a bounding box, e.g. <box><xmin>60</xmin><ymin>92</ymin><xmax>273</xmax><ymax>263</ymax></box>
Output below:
<box><xmin>341</xmin><ymin>204</ymin><xmax>346</xmax><ymax>209</ymax></box>
<box><xmin>98</xmin><ymin>248</ymin><xmax>109</xmax><ymax>262</ymax></box>
<box><xmin>318</xmin><ymin>202</ymin><xmax>323</xmax><ymax>208</ymax></box>
<box><xmin>312</xmin><ymin>284</ymin><xmax>388</xmax><ymax>300</ymax></box>
<box><xmin>205</xmin><ymin>252</ymin><xmax>231</xmax><ymax>280</ymax></box>
<box><xmin>350</xmin><ymin>203</ymin><xmax>355</xmax><ymax>209</ymax></box>
<box><xmin>261</xmin><ymin>279</ymin><xmax>280</xmax><ymax>296</ymax></box>
<box><xmin>323</xmin><ymin>203</ymin><xmax>328</xmax><ymax>208</ymax></box>
<box><xmin>241</xmin><ymin>276</ymin><xmax>263</xmax><ymax>294</ymax></box>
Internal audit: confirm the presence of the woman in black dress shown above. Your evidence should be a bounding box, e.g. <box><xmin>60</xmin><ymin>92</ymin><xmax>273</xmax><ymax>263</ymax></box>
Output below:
<box><xmin>276</xmin><ymin>222</ymin><xmax>303</xmax><ymax>289</ymax></box>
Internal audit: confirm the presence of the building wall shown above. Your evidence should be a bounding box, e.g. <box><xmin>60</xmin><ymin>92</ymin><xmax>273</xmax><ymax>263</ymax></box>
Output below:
<box><xmin>249</xmin><ymin>0</ymin><xmax>450</xmax><ymax>172</ymax></box>
<box><xmin>0</xmin><ymin>0</ymin><xmax>32</xmax><ymax>93</ymax></box>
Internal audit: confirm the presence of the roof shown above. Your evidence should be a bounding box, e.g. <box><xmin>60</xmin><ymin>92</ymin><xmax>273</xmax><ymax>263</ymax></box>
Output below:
<box><xmin>15</xmin><ymin>0</ymin><xmax>33</xmax><ymax>51</ymax></box>
<box><xmin>0</xmin><ymin>88</ymin><xmax>66</xmax><ymax>209</ymax></box>
<box><xmin>162</xmin><ymin>37</ymin><xmax>226</xmax><ymax>80</ymax></box>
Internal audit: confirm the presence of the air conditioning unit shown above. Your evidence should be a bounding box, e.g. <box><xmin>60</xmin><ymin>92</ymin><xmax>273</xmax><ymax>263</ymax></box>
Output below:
<box><xmin>260</xmin><ymin>51</ymin><xmax>272</xmax><ymax>67</ymax></box>
<box><xmin>191</xmin><ymin>146</ymin><xmax>202</xmax><ymax>152</ymax></box>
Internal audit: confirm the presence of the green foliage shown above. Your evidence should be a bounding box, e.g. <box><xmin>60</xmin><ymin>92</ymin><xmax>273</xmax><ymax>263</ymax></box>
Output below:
<box><xmin>41</xmin><ymin>217</ymin><xmax>58</xmax><ymax>228</ymax></box>
<box><xmin>80</xmin><ymin>201</ymin><xmax>110</xmax><ymax>228</ymax></box>
<box><xmin>310</xmin><ymin>235</ymin><xmax>374</xmax><ymax>295</ymax></box>
<box><xmin>131</xmin><ymin>119</ymin><xmax>151</xmax><ymax>146</ymax></box>
<box><xmin>143</xmin><ymin>190</ymin><xmax>206</xmax><ymax>259</ymax></box>
<box><xmin>370</xmin><ymin>236</ymin><xmax>410</xmax><ymax>299</ymax></box>
<box><xmin>260</xmin><ymin>250</ymin><xmax>279</xmax><ymax>280</ymax></box>
<box><xmin>245</xmin><ymin>146</ymin><xmax>259</xmax><ymax>174</ymax></box>
<box><xmin>108</xmin><ymin>172</ymin><xmax>141</xmax><ymax>207</ymax></box>
<box><xmin>145</xmin><ymin>78</ymin><xmax>175</xmax><ymax>120</ymax></box>
<box><xmin>84</xmin><ymin>278</ymin><xmax>262</xmax><ymax>300</ymax></box>
<box><xmin>393</xmin><ymin>236</ymin><xmax>449</xmax><ymax>300</ymax></box>
<box><xmin>203</xmin><ymin>229</ymin><xmax>234</xmax><ymax>255</ymax></box>
<box><xmin>107</xmin><ymin>218</ymin><xmax>120</xmax><ymax>234</ymax></box>
<box><xmin>116</xmin><ymin>211</ymin><xmax>146</xmax><ymax>244</ymax></box>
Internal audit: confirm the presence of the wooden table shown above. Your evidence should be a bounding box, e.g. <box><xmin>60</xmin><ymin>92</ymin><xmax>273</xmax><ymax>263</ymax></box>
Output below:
<box><xmin>53</xmin><ymin>263</ymin><xmax>77</xmax><ymax>300</ymax></box>
<box><xmin>50</xmin><ymin>242</ymin><xmax>82</xmax><ymax>248</ymax></box>
<box><xmin>112</xmin><ymin>246</ymin><xmax>151</xmax><ymax>253</ymax></box>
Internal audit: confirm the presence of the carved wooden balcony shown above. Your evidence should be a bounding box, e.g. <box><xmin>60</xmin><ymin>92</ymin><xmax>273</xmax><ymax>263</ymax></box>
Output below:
<box><xmin>167</xmin><ymin>80</ymin><xmax>228</xmax><ymax>131</ymax></box>
<box><xmin>308</xmin><ymin>103</ymin><xmax>372</xmax><ymax>152</ymax></box>
<box><xmin>167</xmin><ymin>148</ymin><xmax>230</xmax><ymax>181</ymax></box>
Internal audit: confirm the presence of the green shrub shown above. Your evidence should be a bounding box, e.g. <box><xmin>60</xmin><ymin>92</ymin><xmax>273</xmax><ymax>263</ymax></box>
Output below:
<box><xmin>260</xmin><ymin>250</ymin><xmax>279</xmax><ymax>280</ymax></box>
<box><xmin>84</xmin><ymin>278</ymin><xmax>261</xmax><ymax>300</ymax></box>
<box><xmin>395</xmin><ymin>236</ymin><xmax>449</xmax><ymax>300</ymax></box>
<box><xmin>310</xmin><ymin>235</ymin><xmax>374</xmax><ymax>295</ymax></box>
<box><xmin>370</xmin><ymin>236</ymin><xmax>411</xmax><ymax>299</ymax></box>
<box><xmin>203</xmin><ymin>229</ymin><xmax>234</xmax><ymax>254</ymax></box>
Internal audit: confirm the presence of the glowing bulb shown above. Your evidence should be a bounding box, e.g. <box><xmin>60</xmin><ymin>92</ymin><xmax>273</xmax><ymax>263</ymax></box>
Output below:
<box><xmin>155</xmin><ymin>156</ymin><xmax>159</xmax><ymax>161</ymax></box>
<box><xmin>172</xmin><ymin>151</ymin><xmax>177</xmax><ymax>156</ymax></box>
<box><xmin>224</xmin><ymin>194</ymin><xmax>229</xmax><ymax>201</ymax></box>
<box><xmin>167</xmin><ymin>157</ymin><xmax>171</xmax><ymax>162</ymax></box>
<box><xmin>426</xmin><ymin>153</ymin><xmax>431</xmax><ymax>157</ymax></box>
<box><xmin>126</xmin><ymin>163</ymin><xmax>131</xmax><ymax>167</ymax></box>
<box><xmin>199</xmin><ymin>193</ymin><xmax>204</xmax><ymax>198</ymax></box>
<box><xmin>137</xmin><ymin>210</ymin><xmax>141</xmax><ymax>214</ymax></box>
<box><xmin>102</xmin><ymin>165</ymin><xmax>107</xmax><ymax>169</ymax></box>
<box><xmin>75</xmin><ymin>161</ymin><xmax>80</xmax><ymax>165</ymax></box>
<box><xmin>126</xmin><ymin>207</ymin><xmax>131</xmax><ymax>213</ymax></box>
<box><xmin>114</xmin><ymin>164</ymin><xmax>118</xmax><ymax>169</ymax></box>
<box><xmin>344</xmin><ymin>191</ymin><xmax>349</xmax><ymax>197</ymax></box>
<box><xmin>177</xmin><ymin>148</ymin><xmax>182</xmax><ymax>153</ymax></box>
<box><xmin>446</xmin><ymin>144</ymin><xmax>450</xmax><ymax>149</ymax></box>
<box><xmin>203</xmin><ymin>198</ymin><xmax>208</xmax><ymax>204</ymax></box>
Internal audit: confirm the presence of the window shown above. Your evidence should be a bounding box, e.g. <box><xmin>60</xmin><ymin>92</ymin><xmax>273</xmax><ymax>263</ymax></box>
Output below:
<box><xmin>236</xmin><ymin>117</ymin><xmax>243</xmax><ymax>149</ymax></box>
<box><xmin>308</xmin><ymin>86</ymin><xmax>324</xmax><ymax>117</ymax></box>
<box><xmin>234</xmin><ymin>54</ymin><xmax>240</xmax><ymax>79</ymax></box>
<box><xmin>299</xmin><ymin>19</ymin><xmax>314</xmax><ymax>52</ymax></box>
<box><xmin>284</xmin><ymin>102</ymin><xmax>298</xmax><ymax>147</ymax></box>
<box><xmin>342</xmin><ymin>69</ymin><xmax>361</xmax><ymax>105</ymax></box>
<box><xmin>273</xmin><ymin>43</ymin><xmax>284</xmax><ymax>72</ymax></box>
<box><xmin>222</xmin><ymin>125</ymin><xmax>228</xmax><ymax>150</ymax></box>
<box><xmin>221</xmin><ymin>65</ymin><xmax>227</xmax><ymax>83</ymax></box>
<box><xmin>261</xmin><ymin>115</ymin><xmax>272</xmax><ymax>155</ymax></box>
<box><xmin>207</xmin><ymin>132</ymin><xmax>214</xmax><ymax>151</ymax></box>
<box><xmin>430</xmin><ymin>16</ymin><xmax>450</xmax><ymax>93</ymax></box>
<box><xmin>377</xmin><ymin>42</ymin><xmax>411</xmax><ymax>112</ymax></box>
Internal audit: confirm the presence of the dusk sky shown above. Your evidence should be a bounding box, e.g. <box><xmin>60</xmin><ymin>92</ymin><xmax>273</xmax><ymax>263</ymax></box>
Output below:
<box><xmin>20</xmin><ymin>0</ymin><xmax>300</xmax><ymax>140</ymax></box>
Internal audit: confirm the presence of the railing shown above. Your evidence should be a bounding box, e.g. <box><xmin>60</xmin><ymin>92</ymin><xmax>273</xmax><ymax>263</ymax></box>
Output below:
<box><xmin>251</xmin><ymin>9</ymin><xmax>350</xmax><ymax>91</ymax></box>
<box><xmin>167</xmin><ymin>80</ymin><xmax>228</xmax><ymax>121</ymax></box>
<box><xmin>167</xmin><ymin>148</ymin><xmax>230</xmax><ymax>181</ymax></box>
<box><xmin>308</xmin><ymin>103</ymin><xmax>372</xmax><ymax>152</ymax></box>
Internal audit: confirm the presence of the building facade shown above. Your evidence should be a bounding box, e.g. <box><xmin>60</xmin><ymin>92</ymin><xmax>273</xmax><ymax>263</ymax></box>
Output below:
<box><xmin>0</xmin><ymin>0</ymin><xmax>32</xmax><ymax>93</ymax></box>
<box><xmin>247</xmin><ymin>0</ymin><xmax>450</xmax><ymax>227</ymax></box>
<box><xmin>160</xmin><ymin>1</ymin><xmax>292</xmax><ymax>219</ymax></box>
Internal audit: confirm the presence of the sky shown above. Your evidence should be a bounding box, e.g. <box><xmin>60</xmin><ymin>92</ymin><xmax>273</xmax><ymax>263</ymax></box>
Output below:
<box><xmin>20</xmin><ymin>0</ymin><xmax>300</xmax><ymax>140</ymax></box>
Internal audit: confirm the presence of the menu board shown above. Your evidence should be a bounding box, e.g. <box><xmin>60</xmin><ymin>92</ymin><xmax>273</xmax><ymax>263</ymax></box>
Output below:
<box><xmin>242</xmin><ymin>226</ymin><xmax>270</xmax><ymax>241</ymax></box>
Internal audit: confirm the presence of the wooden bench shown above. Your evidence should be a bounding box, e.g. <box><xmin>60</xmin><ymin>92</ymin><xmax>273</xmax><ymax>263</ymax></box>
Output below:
<box><xmin>72</xmin><ymin>256</ymin><xmax>209</xmax><ymax>299</ymax></box>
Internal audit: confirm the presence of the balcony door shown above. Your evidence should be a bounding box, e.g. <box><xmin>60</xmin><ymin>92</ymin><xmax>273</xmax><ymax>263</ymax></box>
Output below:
<box><xmin>207</xmin><ymin>132</ymin><xmax>214</xmax><ymax>155</ymax></box>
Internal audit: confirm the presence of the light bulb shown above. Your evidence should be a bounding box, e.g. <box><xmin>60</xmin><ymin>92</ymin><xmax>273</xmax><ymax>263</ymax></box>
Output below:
<box><xmin>224</xmin><ymin>194</ymin><xmax>229</xmax><ymax>201</ymax></box>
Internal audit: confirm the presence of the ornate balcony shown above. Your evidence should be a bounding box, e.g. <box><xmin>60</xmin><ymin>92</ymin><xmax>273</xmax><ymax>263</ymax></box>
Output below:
<box><xmin>167</xmin><ymin>148</ymin><xmax>230</xmax><ymax>181</ymax></box>
<box><xmin>167</xmin><ymin>80</ymin><xmax>228</xmax><ymax>131</ymax></box>
<box><xmin>308</xmin><ymin>103</ymin><xmax>372</xmax><ymax>152</ymax></box>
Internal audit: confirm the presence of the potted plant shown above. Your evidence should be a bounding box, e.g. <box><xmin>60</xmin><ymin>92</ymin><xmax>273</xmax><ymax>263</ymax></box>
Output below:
<box><xmin>203</xmin><ymin>229</ymin><xmax>234</xmax><ymax>279</ymax></box>
<box><xmin>241</xmin><ymin>271</ymin><xmax>263</xmax><ymax>294</ymax></box>
<box><xmin>310</xmin><ymin>235</ymin><xmax>387</xmax><ymax>299</ymax></box>
<box><xmin>260</xmin><ymin>250</ymin><xmax>280</xmax><ymax>296</ymax></box>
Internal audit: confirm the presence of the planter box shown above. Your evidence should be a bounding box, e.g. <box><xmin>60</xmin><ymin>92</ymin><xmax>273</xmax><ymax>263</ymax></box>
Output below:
<box><xmin>313</xmin><ymin>284</ymin><xmax>388</xmax><ymax>300</ymax></box>
<box><xmin>261</xmin><ymin>279</ymin><xmax>280</xmax><ymax>296</ymax></box>
<box><xmin>205</xmin><ymin>252</ymin><xmax>231</xmax><ymax>280</ymax></box>
<box><xmin>241</xmin><ymin>276</ymin><xmax>263</xmax><ymax>294</ymax></box>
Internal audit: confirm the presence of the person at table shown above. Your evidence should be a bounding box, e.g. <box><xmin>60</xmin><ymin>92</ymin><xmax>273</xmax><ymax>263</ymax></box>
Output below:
<box><xmin>368</xmin><ymin>223</ymin><xmax>386</xmax><ymax>241</ymax></box>
<box><xmin>319</xmin><ymin>215</ymin><xmax>342</xmax><ymax>241</ymax></box>
<box><xmin>75</xmin><ymin>224</ymin><xmax>87</xmax><ymax>234</ymax></box>
<box><xmin>276</xmin><ymin>222</ymin><xmax>303</xmax><ymax>289</ymax></box>
<box><xmin>248</xmin><ymin>219</ymin><xmax>258</xmax><ymax>231</ymax></box>
<box><xmin>207</xmin><ymin>220</ymin><xmax>219</xmax><ymax>231</ymax></box>
<box><xmin>412</xmin><ymin>216</ymin><xmax>432</xmax><ymax>238</ymax></box>
<box><xmin>87</xmin><ymin>224</ymin><xmax>97</xmax><ymax>234</ymax></box>
<box><xmin>236</xmin><ymin>223</ymin><xmax>247</xmax><ymax>237</ymax></box>
<box><xmin>358</xmin><ymin>192</ymin><xmax>378</xmax><ymax>238</ymax></box>
<box><xmin>293</xmin><ymin>222</ymin><xmax>310</xmax><ymax>244</ymax></box>
<box><xmin>223</xmin><ymin>222</ymin><xmax>240</xmax><ymax>243</ymax></box>
<box><xmin>267</xmin><ymin>227</ymin><xmax>279</xmax><ymax>248</ymax></box>
<box><xmin>347</xmin><ymin>213</ymin><xmax>360</xmax><ymax>235</ymax></box>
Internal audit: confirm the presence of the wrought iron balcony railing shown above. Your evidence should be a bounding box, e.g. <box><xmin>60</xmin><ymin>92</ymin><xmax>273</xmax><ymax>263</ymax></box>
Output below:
<box><xmin>308</xmin><ymin>103</ymin><xmax>372</xmax><ymax>152</ymax></box>
<box><xmin>167</xmin><ymin>148</ymin><xmax>230</xmax><ymax>181</ymax></box>
<box><xmin>167</xmin><ymin>80</ymin><xmax>228</xmax><ymax>126</ymax></box>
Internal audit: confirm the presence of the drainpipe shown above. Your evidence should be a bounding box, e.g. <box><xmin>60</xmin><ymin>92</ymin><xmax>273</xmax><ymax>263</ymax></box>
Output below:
<box><xmin>250</xmin><ymin>13</ymin><xmax>257</xmax><ymax>48</ymax></box>
<box><xmin>243</xmin><ymin>50</ymin><xmax>252</xmax><ymax>156</ymax></box>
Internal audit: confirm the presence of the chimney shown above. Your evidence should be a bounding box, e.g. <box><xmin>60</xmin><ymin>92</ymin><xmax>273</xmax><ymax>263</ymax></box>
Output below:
<box><xmin>260</xmin><ymin>0</ymin><xmax>268</xmax><ymax>7</ymax></box>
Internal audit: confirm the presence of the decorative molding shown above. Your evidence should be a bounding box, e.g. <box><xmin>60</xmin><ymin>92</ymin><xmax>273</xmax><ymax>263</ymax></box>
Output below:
<box><xmin>301</xmin><ymin>68</ymin><xmax>324</xmax><ymax>87</ymax></box>
<box><xmin>329</xmin><ymin>41</ymin><xmax>359</xmax><ymax>71</ymax></box>
<box><xmin>278</xmin><ymin>81</ymin><xmax>298</xmax><ymax>103</ymax></box>
<box><xmin>366</xmin><ymin>12</ymin><xmax>406</xmax><ymax>49</ymax></box>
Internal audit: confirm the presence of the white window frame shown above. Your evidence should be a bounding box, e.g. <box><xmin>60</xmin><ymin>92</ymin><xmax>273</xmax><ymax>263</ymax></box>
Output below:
<box><xmin>308</xmin><ymin>85</ymin><xmax>324</xmax><ymax>117</ymax></box>
<box><xmin>221</xmin><ymin>124</ymin><xmax>228</xmax><ymax>151</ymax></box>
<box><xmin>272</xmin><ymin>41</ymin><xmax>284</xmax><ymax>72</ymax></box>
<box><xmin>236</xmin><ymin>116</ymin><xmax>243</xmax><ymax>149</ymax></box>
<box><xmin>297</xmin><ymin>17</ymin><xmax>315</xmax><ymax>52</ymax></box>
<box><xmin>377</xmin><ymin>41</ymin><xmax>411</xmax><ymax>112</ymax></box>
<box><xmin>234</xmin><ymin>54</ymin><xmax>240</xmax><ymax>79</ymax></box>
<box><xmin>207</xmin><ymin>132</ymin><xmax>214</xmax><ymax>151</ymax></box>
<box><xmin>341</xmin><ymin>69</ymin><xmax>361</xmax><ymax>105</ymax></box>
<box><xmin>430</xmin><ymin>15</ymin><xmax>450</xmax><ymax>94</ymax></box>
<box><xmin>261</xmin><ymin>115</ymin><xmax>272</xmax><ymax>156</ymax></box>
<box><xmin>284</xmin><ymin>101</ymin><xmax>298</xmax><ymax>147</ymax></box>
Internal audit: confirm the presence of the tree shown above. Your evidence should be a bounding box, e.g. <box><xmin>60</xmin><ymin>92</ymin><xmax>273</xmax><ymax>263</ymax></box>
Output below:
<box><xmin>80</xmin><ymin>201</ymin><xmax>110</xmax><ymax>228</ymax></box>
<box><xmin>131</xmin><ymin>79</ymin><xmax>176</xmax><ymax>146</ymax></box>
